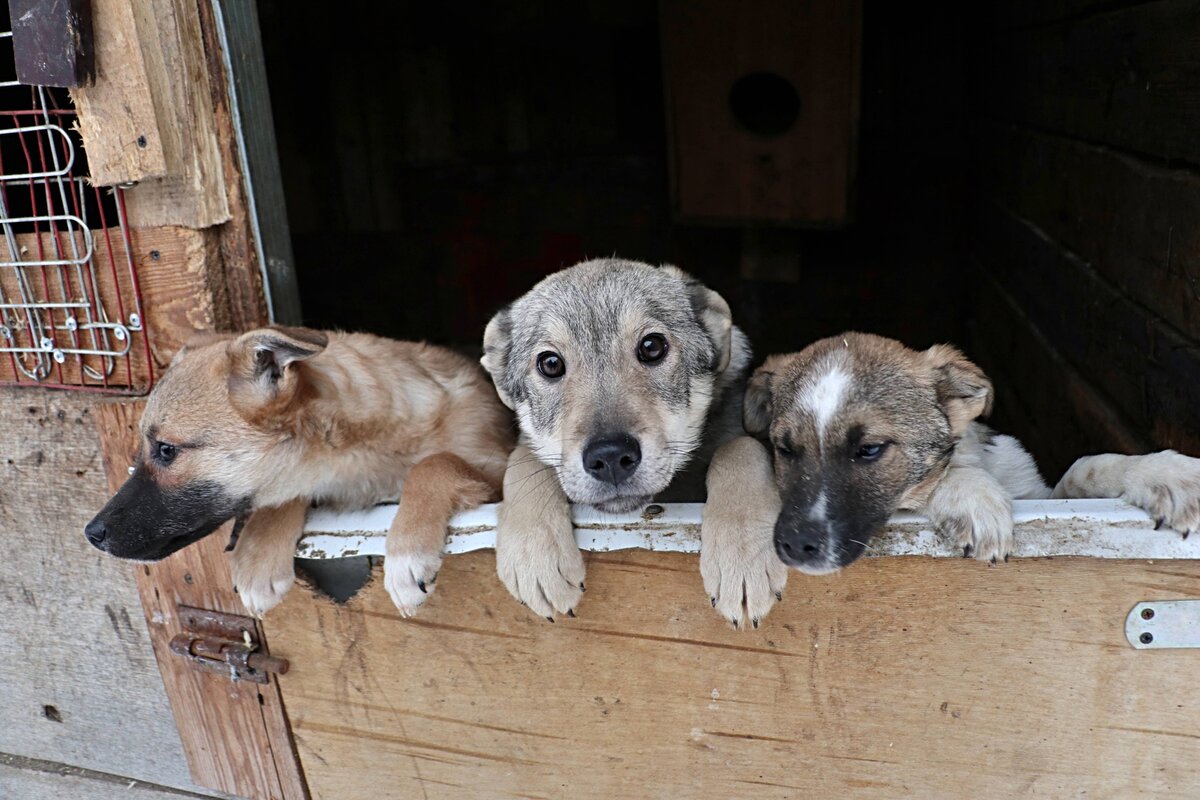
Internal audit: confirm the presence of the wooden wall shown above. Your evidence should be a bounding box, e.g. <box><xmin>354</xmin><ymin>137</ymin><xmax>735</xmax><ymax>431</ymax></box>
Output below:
<box><xmin>969</xmin><ymin>0</ymin><xmax>1200</xmax><ymax>477</ymax></box>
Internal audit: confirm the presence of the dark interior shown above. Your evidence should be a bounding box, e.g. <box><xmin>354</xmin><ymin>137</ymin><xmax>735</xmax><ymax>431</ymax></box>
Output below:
<box><xmin>258</xmin><ymin>1</ymin><xmax>1200</xmax><ymax>479</ymax></box>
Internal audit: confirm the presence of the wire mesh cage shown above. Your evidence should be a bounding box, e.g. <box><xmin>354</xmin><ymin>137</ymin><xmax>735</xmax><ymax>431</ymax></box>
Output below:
<box><xmin>0</xmin><ymin>21</ymin><xmax>153</xmax><ymax>393</ymax></box>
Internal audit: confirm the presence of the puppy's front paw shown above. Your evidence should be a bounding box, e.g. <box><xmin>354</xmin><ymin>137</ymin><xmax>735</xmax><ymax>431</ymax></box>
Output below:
<box><xmin>231</xmin><ymin>537</ymin><xmax>296</xmax><ymax>618</ymax></box>
<box><xmin>938</xmin><ymin>490</ymin><xmax>1013</xmax><ymax>564</ymax></box>
<box><xmin>496</xmin><ymin>518</ymin><xmax>585</xmax><ymax>621</ymax></box>
<box><xmin>700</xmin><ymin>517</ymin><xmax>788</xmax><ymax>630</ymax></box>
<box><xmin>384</xmin><ymin>549</ymin><xmax>443</xmax><ymax>617</ymax></box>
<box><xmin>1123</xmin><ymin>451</ymin><xmax>1200</xmax><ymax>538</ymax></box>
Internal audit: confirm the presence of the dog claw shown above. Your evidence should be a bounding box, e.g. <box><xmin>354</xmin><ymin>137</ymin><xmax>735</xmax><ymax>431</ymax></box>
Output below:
<box><xmin>962</xmin><ymin>544</ymin><xmax>973</xmax><ymax>558</ymax></box>
<box><xmin>1155</xmin><ymin>517</ymin><xmax>1165</xmax><ymax>531</ymax></box>
<box><xmin>775</xmin><ymin>591</ymin><xmax>783</xmax><ymax>602</ymax></box>
<box><xmin>579</xmin><ymin>582</ymin><xmax>586</xmax><ymax>592</ymax></box>
<box><xmin>729</xmin><ymin>618</ymin><xmax>739</xmax><ymax>630</ymax></box>
<box><xmin>566</xmin><ymin>609</ymin><xmax>576</xmax><ymax>618</ymax></box>
<box><xmin>1004</xmin><ymin>554</ymin><xmax>1010</xmax><ymax>563</ymax></box>
<box><xmin>545</xmin><ymin>616</ymin><xmax>555</xmax><ymax>623</ymax></box>
<box><xmin>417</xmin><ymin>580</ymin><xmax>427</xmax><ymax>594</ymax></box>
<box><xmin>711</xmin><ymin>596</ymin><xmax>717</xmax><ymax>607</ymax></box>
<box><xmin>990</xmin><ymin>556</ymin><xmax>997</xmax><ymax>566</ymax></box>
<box><xmin>751</xmin><ymin>617</ymin><xmax>760</xmax><ymax>629</ymax></box>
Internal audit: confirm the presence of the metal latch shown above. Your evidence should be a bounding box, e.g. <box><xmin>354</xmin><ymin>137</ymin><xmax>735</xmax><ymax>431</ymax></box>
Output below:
<box><xmin>1125</xmin><ymin>601</ymin><xmax>1200</xmax><ymax>650</ymax></box>
<box><xmin>169</xmin><ymin>605</ymin><xmax>289</xmax><ymax>683</ymax></box>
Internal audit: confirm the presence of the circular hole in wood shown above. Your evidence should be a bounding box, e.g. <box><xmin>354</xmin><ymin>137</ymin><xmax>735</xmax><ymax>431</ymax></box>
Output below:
<box><xmin>728</xmin><ymin>72</ymin><xmax>801</xmax><ymax>137</ymax></box>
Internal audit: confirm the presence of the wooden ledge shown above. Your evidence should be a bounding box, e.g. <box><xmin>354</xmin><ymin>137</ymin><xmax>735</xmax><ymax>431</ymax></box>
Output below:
<box><xmin>297</xmin><ymin>499</ymin><xmax>1199</xmax><ymax>561</ymax></box>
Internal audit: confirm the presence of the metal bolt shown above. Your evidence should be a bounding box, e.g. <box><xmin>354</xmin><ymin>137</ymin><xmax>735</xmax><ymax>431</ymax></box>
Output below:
<box><xmin>149</xmin><ymin>250</ymin><xmax>160</xmax><ymax>261</ymax></box>
<box><xmin>136</xmin><ymin>135</ymin><xmax>147</xmax><ymax>148</ymax></box>
<box><xmin>644</xmin><ymin>504</ymin><xmax>665</xmax><ymax>518</ymax></box>
<box><xmin>127</xmin><ymin>465</ymin><xmax>135</xmax><ymax>475</ymax></box>
<box><xmin>65</xmin><ymin>316</ymin><xmax>77</xmax><ymax>331</ymax></box>
<box><xmin>1141</xmin><ymin>608</ymin><xmax>1155</xmax><ymax>620</ymax></box>
<box><xmin>184</xmin><ymin>573</ymin><xmax>194</xmax><ymax>585</ymax></box>
<box><xmin>114</xmin><ymin>327</ymin><xmax>126</xmax><ymax>341</ymax></box>
<box><xmin>1140</xmin><ymin>632</ymin><xmax>1154</xmax><ymax>645</ymax></box>
<box><xmin>39</xmin><ymin>337</ymin><xmax>53</xmax><ymax>351</ymax></box>
<box><xmin>0</xmin><ymin>326</ymin><xmax>10</xmax><ymax>340</ymax></box>
<box><xmin>52</xmin><ymin>349</ymin><xmax>65</xmax><ymax>363</ymax></box>
<box><xmin>128</xmin><ymin>313</ymin><xmax>141</xmax><ymax>329</ymax></box>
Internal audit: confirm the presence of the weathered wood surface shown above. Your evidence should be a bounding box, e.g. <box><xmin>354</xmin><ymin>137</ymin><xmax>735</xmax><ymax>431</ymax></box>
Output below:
<box><xmin>0</xmin><ymin>390</ymin><xmax>205</xmax><ymax>791</ymax></box>
<box><xmin>971</xmin><ymin>268</ymin><xmax>1149</xmax><ymax>479</ymax></box>
<box><xmin>0</xmin><ymin>225</ymin><xmax>217</xmax><ymax>389</ymax></box>
<box><xmin>972</xmin><ymin>204</ymin><xmax>1200</xmax><ymax>455</ymax></box>
<box><xmin>660</xmin><ymin>0</ymin><xmax>861</xmax><ymax>223</ymax></box>
<box><xmin>73</xmin><ymin>0</ymin><xmax>229</xmax><ymax>228</ymax></box>
<box><xmin>96</xmin><ymin>400</ymin><xmax>307</xmax><ymax>800</ymax></box>
<box><xmin>269</xmin><ymin>551</ymin><xmax>1200</xmax><ymax>799</ymax></box>
<box><xmin>0</xmin><ymin>755</ymin><xmax>230</xmax><ymax>800</ymax></box>
<box><xmin>980</xmin><ymin>124</ymin><xmax>1200</xmax><ymax>343</ymax></box>
<box><xmin>982</xmin><ymin>0</ymin><xmax>1200</xmax><ymax>162</ymax></box>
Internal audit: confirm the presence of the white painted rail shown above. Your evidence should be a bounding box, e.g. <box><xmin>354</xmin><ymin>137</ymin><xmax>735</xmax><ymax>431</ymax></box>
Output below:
<box><xmin>297</xmin><ymin>499</ymin><xmax>1200</xmax><ymax>560</ymax></box>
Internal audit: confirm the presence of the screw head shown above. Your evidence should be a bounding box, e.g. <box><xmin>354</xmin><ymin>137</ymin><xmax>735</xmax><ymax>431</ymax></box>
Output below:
<box><xmin>1141</xmin><ymin>608</ymin><xmax>1155</xmax><ymax>620</ymax></box>
<box><xmin>52</xmin><ymin>349</ymin><xmax>65</xmax><ymax>363</ymax></box>
<box><xmin>1140</xmin><ymin>632</ymin><xmax>1154</xmax><ymax>645</ymax></box>
<box><xmin>136</xmin><ymin>135</ymin><xmax>147</xmax><ymax>148</ymax></box>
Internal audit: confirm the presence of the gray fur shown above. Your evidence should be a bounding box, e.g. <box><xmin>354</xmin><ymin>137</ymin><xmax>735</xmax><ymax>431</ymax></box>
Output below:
<box><xmin>482</xmin><ymin>258</ymin><xmax>752</xmax><ymax>512</ymax></box>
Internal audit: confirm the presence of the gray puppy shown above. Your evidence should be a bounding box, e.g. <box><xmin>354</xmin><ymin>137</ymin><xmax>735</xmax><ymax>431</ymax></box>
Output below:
<box><xmin>482</xmin><ymin>259</ymin><xmax>785</xmax><ymax>626</ymax></box>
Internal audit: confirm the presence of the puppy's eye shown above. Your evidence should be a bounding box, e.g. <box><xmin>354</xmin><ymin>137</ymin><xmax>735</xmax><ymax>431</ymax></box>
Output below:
<box><xmin>154</xmin><ymin>442</ymin><xmax>179</xmax><ymax>465</ymax></box>
<box><xmin>536</xmin><ymin>351</ymin><xmax>566</xmax><ymax>379</ymax></box>
<box><xmin>774</xmin><ymin>442</ymin><xmax>801</xmax><ymax>459</ymax></box>
<box><xmin>637</xmin><ymin>333</ymin><xmax>669</xmax><ymax>364</ymax></box>
<box><xmin>855</xmin><ymin>443</ymin><xmax>888</xmax><ymax>462</ymax></box>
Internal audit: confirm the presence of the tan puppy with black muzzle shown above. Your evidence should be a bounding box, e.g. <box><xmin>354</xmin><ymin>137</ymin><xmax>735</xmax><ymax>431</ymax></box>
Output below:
<box><xmin>85</xmin><ymin>326</ymin><xmax>513</xmax><ymax>617</ymax></box>
<box><xmin>481</xmin><ymin>259</ymin><xmax>786</xmax><ymax>627</ymax></box>
<box><xmin>741</xmin><ymin>332</ymin><xmax>1200</xmax><ymax>579</ymax></box>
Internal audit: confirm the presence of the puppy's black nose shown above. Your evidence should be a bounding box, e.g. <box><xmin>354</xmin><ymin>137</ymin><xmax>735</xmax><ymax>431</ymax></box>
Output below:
<box><xmin>84</xmin><ymin>518</ymin><xmax>109</xmax><ymax>549</ymax></box>
<box><xmin>774</xmin><ymin>517</ymin><xmax>826</xmax><ymax>566</ymax></box>
<box><xmin>582</xmin><ymin>434</ymin><xmax>641</xmax><ymax>486</ymax></box>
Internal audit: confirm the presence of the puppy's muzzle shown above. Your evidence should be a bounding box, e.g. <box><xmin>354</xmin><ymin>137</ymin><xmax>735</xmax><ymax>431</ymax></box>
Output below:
<box><xmin>85</xmin><ymin>517</ymin><xmax>110</xmax><ymax>549</ymax></box>
<box><xmin>774</xmin><ymin>516</ymin><xmax>831</xmax><ymax>568</ymax></box>
<box><xmin>582</xmin><ymin>434</ymin><xmax>641</xmax><ymax>486</ymax></box>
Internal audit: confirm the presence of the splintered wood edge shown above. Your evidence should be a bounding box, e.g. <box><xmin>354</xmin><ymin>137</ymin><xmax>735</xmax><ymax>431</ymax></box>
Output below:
<box><xmin>296</xmin><ymin>499</ymin><xmax>1200</xmax><ymax>561</ymax></box>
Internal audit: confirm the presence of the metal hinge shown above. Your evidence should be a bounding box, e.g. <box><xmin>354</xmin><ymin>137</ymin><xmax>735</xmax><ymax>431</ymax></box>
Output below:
<box><xmin>1125</xmin><ymin>601</ymin><xmax>1200</xmax><ymax>650</ymax></box>
<box><xmin>169</xmin><ymin>605</ymin><xmax>289</xmax><ymax>683</ymax></box>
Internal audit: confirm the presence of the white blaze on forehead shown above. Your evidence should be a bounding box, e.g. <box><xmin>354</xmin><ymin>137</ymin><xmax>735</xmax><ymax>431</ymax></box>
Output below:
<box><xmin>796</xmin><ymin>354</ymin><xmax>852</xmax><ymax>448</ymax></box>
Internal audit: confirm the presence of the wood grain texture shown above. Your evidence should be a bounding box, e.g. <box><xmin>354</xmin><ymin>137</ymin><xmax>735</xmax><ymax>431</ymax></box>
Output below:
<box><xmin>980</xmin><ymin>125</ymin><xmax>1200</xmax><ymax>343</ymax></box>
<box><xmin>982</xmin><ymin>0</ymin><xmax>1200</xmax><ymax>162</ymax></box>
<box><xmin>972</xmin><ymin>204</ymin><xmax>1200</xmax><ymax>454</ymax></box>
<box><xmin>68</xmin><ymin>0</ymin><xmax>168</xmax><ymax>184</ymax></box>
<box><xmin>96</xmin><ymin>399</ymin><xmax>307</xmax><ymax>800</ymax></box>
<box><xmin>0</xmin><ymin>225</ymin><xmax>216</xmax><ymax>389</ymax></box>
<box><xmin>660</xmin><ymin>0</ymin><xmax>861</xmax><ymax>224</ymax></box>
<box><xmin>0</xmin><ymin>390</ymin><xmax>203</xmax><ymax>791</ymax></box>
<box><xmin>269</xmin><ymin>550</ymin><xmax>1200</xmax><ymax>800</ymax></box>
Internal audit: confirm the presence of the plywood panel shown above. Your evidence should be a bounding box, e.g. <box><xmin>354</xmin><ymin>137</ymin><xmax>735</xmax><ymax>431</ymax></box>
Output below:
<box><xmin>269</xmin><ymin>550</ymin><xmax>1200</xmax><ymax>799</ymax></box>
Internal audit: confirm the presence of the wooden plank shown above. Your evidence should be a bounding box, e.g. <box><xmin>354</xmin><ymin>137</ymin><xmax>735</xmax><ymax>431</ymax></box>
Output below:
<box><xmin>972</xmin><ymin>204</ymin><xmax>1200</xmax><ymax>454</ymax></box>
<box><xmin>68</xmin><ymin>0</ymin><xmax>168</xmax><ymax>185</ymax></box>
<box><xmin>970</xmin><ymin>265</ymin><xmax>1150</xmax><ymax>479</ymax></box>
<box><xmin>0</xmin><ymin>390</ymin><xmax>202</xmax><ymax>791</ymax></box>
<box><xmin>73</xmin><ymin>0</ymin><xmax>230</xmax><ymax>223</ymax></box>
<box><xmin>269</xmin><ymin>551</ymin><xmax>1200</xmax><ymax>799</ymax></box>
<box><xmin>0</xmin><ymin>226</ymin><xmax>216</xmax><ymax>389</ymax></box>
<box><xmin>10</xmin><ymin>0</ymin><xmax>95</xmax><ymax>88</ymax></box>
<box><xmin>980</xmin><ymin>125</ymin><xmax>1200</xmax><ymax>343</ymax></box>
<box><xmin>982</xmin><ymin>0</ymin><xmax>1200</xmax><ymax>162</ymax></box>
<box><xmin>660</xmin><ymin>0</ymin><xmax>861</xmax><ymax>223</ymax></box>
<box><xmin>295</xmin><ymin>499</ymin><xmax>1200</xmax><ymax>561</ymax></box>
<box><xmin>95</xmin><ymin>400</ymin><xmax>308</xmax><ymax>800</ymax></box>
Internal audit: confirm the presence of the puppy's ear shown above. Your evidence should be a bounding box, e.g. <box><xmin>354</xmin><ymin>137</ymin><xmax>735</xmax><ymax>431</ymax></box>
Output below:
<box><xmin>663</xmin><ymin>264</ymin><xmax>733</xmax><ymax>374</ymax></box>
<box><xmin>226</xmin><ymin>326</ymin><xmax>328</xmax><ymax>422</ymax></box>
<box><xmin>481</xmin><ymin>307</ymin><xmax>517</xmax><ymax>409</ymax></box>
<box><xmin>925</xmin><ymin>344</ymin><xmax>993</xmax><ymax>435</ymax></box>
<box><xmin>743</xmin><ymin>361</ymin><xmax>778</xmax><ymax>437</ymax></box>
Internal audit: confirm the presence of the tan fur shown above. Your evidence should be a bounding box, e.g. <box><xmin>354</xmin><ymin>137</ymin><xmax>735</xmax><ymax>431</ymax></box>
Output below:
<box><xmin>136</xmin><ymin>326</ymin><xmax>514</xmax><ymax>616</ymax></box>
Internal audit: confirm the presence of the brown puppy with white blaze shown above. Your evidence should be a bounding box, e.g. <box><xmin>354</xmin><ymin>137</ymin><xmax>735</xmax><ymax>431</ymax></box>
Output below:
<box><xmin>85</xmin><ymin>326</ymin><xmax>513</xmax><ymax>617</ymax></box>
<box><xmin>743</xmin><ymin>332</ymin><xmax>1200</xmax><ymax>575</ymax></box>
